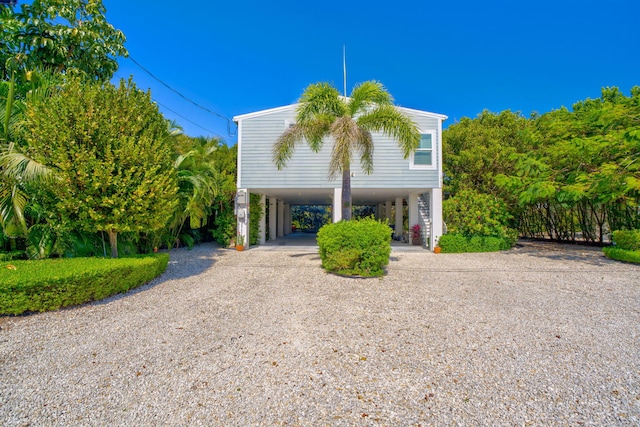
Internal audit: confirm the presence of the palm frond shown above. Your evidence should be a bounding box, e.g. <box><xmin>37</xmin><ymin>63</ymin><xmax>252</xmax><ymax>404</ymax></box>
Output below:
<box><xmin>1</xmin><ymin>149</ymin><xmax>53</xmax><ymax>182</ymax></box>
<box><xmin>357</xmin><ymin>104</ymin><xmax>420</xmax><ymax>158</ymax></box>
<box><xmin>0</xmin><ymin>182</ymin><xmax>28</xmax><ymax>236</ymax></box>
<box><xmin>348</xmin><ymin>81</ymin><xmax>393</xmax><ymax>116</ymax></box>
<box><xmin>327</xmin><ymin>116</ymin><xmax>359</xmax><ymax>178</ymax></box>
<box><xmin>296</xmin><ymin>82</ymin><xmax>346</xmax><ymax>123</ymax></box>
<box><xmin>302</xmin><ymin>115</ymin><xmax>333</xmax><ymax>151</ymax></box>
<box><xmin>272</xmin><ymin>124</ymin><xmax>306</xmax><ymax>170</ymax></box>
<box><xmin>355</xmin><ymin>128</ymin><xmax>374</xmax><ymax>175</ymax></box>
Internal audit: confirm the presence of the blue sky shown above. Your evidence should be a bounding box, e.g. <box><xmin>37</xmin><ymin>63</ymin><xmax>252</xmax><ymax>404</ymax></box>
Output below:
<box><xmin>104</xmin><ymin>0</ymin><xmax>639</xmax><ymax>143</ymax></box>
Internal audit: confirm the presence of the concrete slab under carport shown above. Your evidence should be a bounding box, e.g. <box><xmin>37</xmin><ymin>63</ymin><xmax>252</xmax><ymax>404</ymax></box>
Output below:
<box><xmin>252</xmin><ymin>231</ymin><xmax>427</xmax><ymax>252</ymax></box>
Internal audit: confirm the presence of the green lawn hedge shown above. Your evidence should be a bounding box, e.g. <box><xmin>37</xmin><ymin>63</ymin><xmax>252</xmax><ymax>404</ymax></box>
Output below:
<box><xmin>611</xmin><ymin>229</ymin><xmax>640</xmax><ymax>251</ymax></box>
<box><xmin>0</xmin><ymin>254</ymin><xmax>169</xmax><ymax>315</ymax></box>
<box><xmin>602</xmin><ymin>247</ymin><xmax>640</xmax><ymax>264</ymax></box>
<box><xmin>438</xmin><ymin>233</ymin><xmax>512</xmax><ymax>253</ymax></box>
<box><xmin>317</xmin><ymin>217</ymin><xmax>391</xmax><ymax>277</ymax></box>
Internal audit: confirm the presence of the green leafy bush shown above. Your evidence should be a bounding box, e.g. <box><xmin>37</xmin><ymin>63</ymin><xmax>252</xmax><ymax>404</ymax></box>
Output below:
<box><xmin>0</xmin><ymin>251</ymin><xmax>26</xmax><ymax>261</ymax></box>
<box><xmin>438</xmin><ymin>233</ymin><xmax>512</xmax><ymax>253</ymax></box>
<box><xmin>602</xmin><ymin>246</ymin><xmax>640</xmax><ymax>264</ymax></box>
<box><xmin>443</xmin><ymin>189</ymin><xmax>516</xmax><ymax>242</ymax></box>
<box><xmin>611</xmin><ymin>230</ymin><xmax>640</xmax><ymax>251</ymax></box>
<box><xmin>317</xmin><ymin>217</ymin><xmax>391</xmax><ymax>277</ymax></box>
<box><xmin>0</xmin><ymin>254</ymin><xmax>169</xmax><ymax>315</ymax></box>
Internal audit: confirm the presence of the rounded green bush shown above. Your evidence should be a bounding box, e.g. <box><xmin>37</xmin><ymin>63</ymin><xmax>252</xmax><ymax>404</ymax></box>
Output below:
<box><xmin>317</xmin><ymin>217</ymin><xmax>391</xmax><ymax>277</ymax></box>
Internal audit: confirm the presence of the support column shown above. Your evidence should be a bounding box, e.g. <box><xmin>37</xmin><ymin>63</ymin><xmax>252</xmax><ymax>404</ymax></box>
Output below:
<box><xmin>283</xmin><ymin>203</ymin><xmax>290</xmax><ymax>235</ymax></box>
<box><xmin>259</xmin><ymin>194</ymin><xmax>266</xmax><ymax>244</ymax></box>
<box><xmin>408</xmin><ymin>192</ymin><xmax>419</xmax><ymax>245</ymax></box>
<box><xmin>333</xmin><ymin>187</ymin><xmax>342</xmax><ymax>222</ymax></box>
<box><xmin>385</xmin><ymin>200</ymin><xmax>393</xmax><ymax>223</ymax></box>
<box><xmin>269</xmin><ymin>198</ymin><xmax>277</xmax><ymax>241</ymax></box>
<box><xmin>395</xmin><ymin>197</ymin><xmax>403</xmax><ymax>240</ymax></box>
<box><xmin>430</xmin><ymin>188</ymin><xmax>443</xmax><ymax>251</ymax></box>
<box><xmin>277</xmin><ymin>200</ymin><xmax>284</xmax><ymax>237</ymax></box>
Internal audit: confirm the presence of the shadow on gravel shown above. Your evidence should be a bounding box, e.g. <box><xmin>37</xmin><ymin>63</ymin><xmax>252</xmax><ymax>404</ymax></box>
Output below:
<box><xmin>90</xmin><ymin>243</ymin><xmax>220</xmax><ymax>308</ymax></box>
<box><xmin>509</xmin><ymin>240</ymin><xmax>613</xmax><ymax>267</ymax></box>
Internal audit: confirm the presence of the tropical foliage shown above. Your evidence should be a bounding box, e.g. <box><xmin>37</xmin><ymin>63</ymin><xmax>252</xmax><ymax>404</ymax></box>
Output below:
<box><xmin>0</xmin><ymin>0</ymin><xmax>127</xmax><ymax>81</ymax></box>
<box><xmin>0</xmin><ymin>1</ymin><xmax>238</xmax><ymax>267</ymax></box>
<box><xmin>444</xmin><ymin>86</ymin><xmax>640</xmax><ymax>245</ymax></box>
<box><xmin>273</xmin><ymin>81</ymin><xmax>420</xmax><ymax>220</ymax></box>
<box><xmin>22</xmin><ymin>77</ymin><xmax>179</xmax><ymax>258</ymax></box>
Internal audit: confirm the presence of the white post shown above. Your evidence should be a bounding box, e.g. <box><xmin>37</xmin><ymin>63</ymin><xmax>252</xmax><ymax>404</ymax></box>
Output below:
<box><xmin>333</xmin><ymin>187</ymin><xmax>342</xmax><ymax>222</ymax></box>
<box><xmin>283</xmin><ymin>203</ymin><xmax>290</xmax><ymax>235</ymax></box>
<box><xmin>385</xmin><ymin>200</ymin><xmax>393</xmax><ymax>223</ymax></box>
<box><xmin>408</xmin><ymin>192</ymin><xmax>419</xmax><ymax>245</ymax></box>
<box><xmin>431</xmin><ymin>187</ymin><xmax>443</xmax><ymax>250</ymax></box>
<box><xmin>395</xmin><ymin>197</ymin><xmax>403</xmax><ymax>239</ymax></box>
<box><xmin>259</xmin><ymin>194</ymin><xmax>266</xmax><ymax>244</ymax></box>
<box><xmin>277</xmin><ymin>200</ymin><xmax>284</xmax><ymax>237</ymax></box>
<box><xmin>269</xmin><ymin>198</ymin><xmax>277</xmax><ymax>241</ymax></box>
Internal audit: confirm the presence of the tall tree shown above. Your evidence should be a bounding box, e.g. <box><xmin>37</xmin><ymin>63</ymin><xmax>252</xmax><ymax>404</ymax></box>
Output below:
<box><xmin>0</xmin><ymin>0</ymin><xmax>127</xmax><ymax>81</ymax></box>
<box><xmin>273</xmin><ymin>81</ymin><xmax>420</xmax><ymax>220</ymax></box>
<box><xmin>22</xmin><ymin>77</ymin><xmax>178</xmax><ymax>257</ymax></box>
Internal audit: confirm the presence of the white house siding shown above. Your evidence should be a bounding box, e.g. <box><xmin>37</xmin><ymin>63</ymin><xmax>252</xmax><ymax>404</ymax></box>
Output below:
<box><xmin>237</xmin><ymin>105</ymin><xmax>443</xmax><ymax>190</ymax></box>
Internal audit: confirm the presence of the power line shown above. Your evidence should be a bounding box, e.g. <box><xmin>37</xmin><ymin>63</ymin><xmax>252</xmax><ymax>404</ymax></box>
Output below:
<box><xmin>155</xmin><ymin>100</ymin><xmax>224</xmax><ymax>138</ymax></box>
<box><xmin>127</xmin><ymin>55</ymin><xmax>232</xmax><ymax>122</ymax></box>
<box><xmin>114</xmin><ymin>71</ymin><xmax>225</xmax><ymax>138</ymax></box>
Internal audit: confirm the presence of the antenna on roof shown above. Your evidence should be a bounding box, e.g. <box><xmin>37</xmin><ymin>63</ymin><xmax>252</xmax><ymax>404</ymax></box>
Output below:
<box><xmin>342</xmin><ymin>45</ymin><xmax>347</xmax><ymax>97</ymax></box>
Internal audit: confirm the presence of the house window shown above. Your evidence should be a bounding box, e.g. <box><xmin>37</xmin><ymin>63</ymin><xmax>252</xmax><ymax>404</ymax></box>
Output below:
<box><xmin>410</xmin><ymin>132</ymin><xmax>435</xmax><ymax>169</ymax></box>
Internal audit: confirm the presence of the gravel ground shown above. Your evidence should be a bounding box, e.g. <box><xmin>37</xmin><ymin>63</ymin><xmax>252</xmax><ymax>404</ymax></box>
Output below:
<box><xmin>1</xmin><ymin>241</ymin><xmax>639</xmax><ymax>426</ymax></box>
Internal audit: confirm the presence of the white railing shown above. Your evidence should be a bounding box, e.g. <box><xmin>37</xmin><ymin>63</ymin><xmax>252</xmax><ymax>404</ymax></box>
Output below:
<box><xmin>417</xmin><ymin>194</ymin><xmax>431</xmax><ymax>248</ymax></box>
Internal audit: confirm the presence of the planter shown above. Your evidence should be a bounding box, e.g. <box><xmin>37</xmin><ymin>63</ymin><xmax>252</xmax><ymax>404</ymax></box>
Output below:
<box><xmin>433</xmin><ymin>246</ymin><xmax>441</xmax><ymax>254</ymax></box>
<box><xmin>236</xmin><ymin>245</ymin><xmax>244</xmax><ymax>251</ymax></box>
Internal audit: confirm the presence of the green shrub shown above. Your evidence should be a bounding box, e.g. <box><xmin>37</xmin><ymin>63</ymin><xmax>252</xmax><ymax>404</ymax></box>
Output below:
<box><xmin>438</xmin><ymin>233</ymin><xmax>512</xmax><ymax>253</ymax></box>
<box><xmin>0</xmin><ymin>251</ymin><xmax>27</xmax><ymax>261</ymax></box>
<box><xmin>603</xmin><ymin>246</ymin><xmax>640</xmax><ymax>264</ymax></box>
<box><xmin>317</xmin><ymin>217</ymin><xmax>391</xmax><ymax>277</ymax></box>
<box><xmin>443</xmin><ymin>189</ymin><xmax>516</xmax><ymax>242</ymax></box>
<box><xmin>611</xmin><ymin>229</ymin><xmax>640</xmax><ymax>251</ymax></box>
<box><xmin>0</xmin><ymin>254</ymin><xmax>169</xmax><ymax>315</ymax></box>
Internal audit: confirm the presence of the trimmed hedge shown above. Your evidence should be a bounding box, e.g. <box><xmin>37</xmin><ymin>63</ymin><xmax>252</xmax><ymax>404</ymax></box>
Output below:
<box><xmin>0</xmin><ymin>254</ymin><xmax>169</xmax><ymax>315</ymax></box>
<box><xmin>611</xmin><ymin>229</ymin><xmax>640</xmax><ymax>251</ymax></box>
<box><xmin>438</xmin><ymin>233</ymin><xmax>512</xmax><ymax>253</ymax></box>
<box><xmin>317</xmin><ymin>217</ymin><xmax>392</xmax><ymax>277</ymax></box>
<box><xmin>602</xmin><ymin>247</ymin><xmax>640</xmax><ymax>264</ymax></box>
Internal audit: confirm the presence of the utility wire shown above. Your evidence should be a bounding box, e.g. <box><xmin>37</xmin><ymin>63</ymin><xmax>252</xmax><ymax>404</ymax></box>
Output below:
<box><xmin>155</xmin><ymin>100</ymin><xmax>224</xmax><ymax>138</ymax></box>
<box><xmin>114</xmin><ymin>71</ymin><xmax>225</xmax><ymax>139</ymax></box>
<box><xmin>128</xmin><ymin>55</ymin><xmax>232</xmax><ymax>122</ymax></box>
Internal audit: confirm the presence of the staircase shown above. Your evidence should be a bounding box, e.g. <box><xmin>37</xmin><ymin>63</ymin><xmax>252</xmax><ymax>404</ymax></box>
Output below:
<box><xmin>417</xmin><ymin>194</ymin><xmax>431</xmax><ymax>249</ymax></box>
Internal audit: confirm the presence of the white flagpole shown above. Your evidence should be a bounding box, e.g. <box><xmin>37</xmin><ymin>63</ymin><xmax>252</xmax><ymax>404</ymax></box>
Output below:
<box><xmin>343</xmin><ymin>45</ymin><xmax>347</xmax><ymax>97</ymax></box>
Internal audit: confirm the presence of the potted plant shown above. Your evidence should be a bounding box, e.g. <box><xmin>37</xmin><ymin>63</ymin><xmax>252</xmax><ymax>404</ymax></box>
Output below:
<box><xmin>410</xmin><ymin>224</ymin><xmax>422</xmax><ymax>246</ymax></box>
<box><xmin>235</xmin><ymin>233</ymin><xmax>245</xmax><ymax>251</ymax></box>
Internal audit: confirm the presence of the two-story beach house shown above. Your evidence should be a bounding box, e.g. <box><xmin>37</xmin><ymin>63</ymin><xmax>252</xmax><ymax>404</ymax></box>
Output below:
<box><xmin>233</xmin><ymin>103</ymin><xmax>447</xmax><ymax>251</ymax></box>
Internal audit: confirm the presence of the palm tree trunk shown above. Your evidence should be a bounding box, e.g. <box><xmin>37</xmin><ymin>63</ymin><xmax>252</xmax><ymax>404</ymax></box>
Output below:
<box><xmin>107</xmin><ymin>230</ymin><xmax>118</xmax><ymax>258</ymax></box>
<box><xmin>342</xmin><ymin>167</ymin><xmax>352</xmax><ymax>221</ymax></box>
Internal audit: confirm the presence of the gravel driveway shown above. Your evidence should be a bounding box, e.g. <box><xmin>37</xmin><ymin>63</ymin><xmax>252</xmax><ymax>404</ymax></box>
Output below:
<box><xmin>1</xmin><ymin>241</ymin><xmax>639</xmax><ymax>426</ymax></box>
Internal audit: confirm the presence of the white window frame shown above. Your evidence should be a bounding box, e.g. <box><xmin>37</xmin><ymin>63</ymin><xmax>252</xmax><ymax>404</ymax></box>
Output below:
<box><xmin>409</xmin><ymin>130</ymin><xmax>436</xmax><ymax>170</ymax></box>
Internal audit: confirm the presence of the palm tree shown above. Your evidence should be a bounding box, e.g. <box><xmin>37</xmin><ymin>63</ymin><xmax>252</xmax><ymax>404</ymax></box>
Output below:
<box><xmin>166</xmin><ymin>135</ymin><xmax>221</xmax><ymax>248</ymax></box>
<box><xmin>0</xmin><ymin>71</ymin><xmax>53</xmax><ymax>240</ymax></box>
<box><xmin>273</xmin><ymin>81</ymin><xmax>420</xmax><ymax>220</ymax></box>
